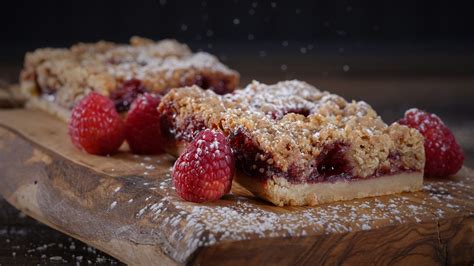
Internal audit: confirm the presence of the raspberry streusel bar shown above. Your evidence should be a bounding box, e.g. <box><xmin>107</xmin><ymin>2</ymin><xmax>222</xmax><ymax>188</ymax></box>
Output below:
<box><xmin>159</xmin><ymin>80</ymin><xmax>425</xmax><ymax>206</ymax></box>
<box><xmin>20</xmin><ymin>36</ymin><xmax>239</xmax><ymax>121</ymax></box>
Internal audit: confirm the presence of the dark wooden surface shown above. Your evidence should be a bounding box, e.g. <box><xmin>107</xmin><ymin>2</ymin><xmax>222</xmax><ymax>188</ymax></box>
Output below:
<box><xmin>1</xmin><ymin>55</ymin><xmax>474</xmax><ymax>264</ymax></box>
<box><xmin>0</xmin><ymin>199</ymin><xmax>121</xmax><ymax>265</ymax></box>
<box><xmin>0</xmin><ymin>110</ymin><xmax>473</xmax><ymax>265</ymax></box>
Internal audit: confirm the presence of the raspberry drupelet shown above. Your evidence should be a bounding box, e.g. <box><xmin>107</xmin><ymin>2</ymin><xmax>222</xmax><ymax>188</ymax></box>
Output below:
<box><xmin>68</xmin><ymin>92</ymin><xmax>125</xmax><ymax>155</ymax></box>
<box><xmin>172</xmin><ymin>129</ymin><xmax>235</xmax><ymax>203</ymax></box>
<box><xmin>159</xmin><ymin>80</ymin><xmax>426</xmax><ymax>206</ymax></box>
<box><xmin>398</xmin><ymin>108</ymin><xmax>464</xmax><ymax>178</ymax></box>
<box><xmin>125</xmin><ymin>93</ymin><xmax>165</xmax><ymax>154</ymax></box>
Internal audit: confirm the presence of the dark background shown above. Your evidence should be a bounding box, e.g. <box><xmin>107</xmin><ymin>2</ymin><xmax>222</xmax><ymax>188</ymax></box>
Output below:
<box><xmin>2</xmin><ymin>0</ymin><xmax>474</xmax><ymax>62</ymax></box>
<box><xmin>2</xmin><ymin>0</ymin><xmax>474</xmax><ymax>116</ymax></box>
<box><xmin>2</xmin><ymin>0</ymin><xmax>474</xmax><ymax>80</ymax></box>
<box><xmin>2</xmin><ymin>0</ymin><xmax>474</xmax><ymax>46</ymax></box>
<box><xmin>1</xmin><ymin>1</ymin><xmax>474</xmax><ymax>264</ymax></box>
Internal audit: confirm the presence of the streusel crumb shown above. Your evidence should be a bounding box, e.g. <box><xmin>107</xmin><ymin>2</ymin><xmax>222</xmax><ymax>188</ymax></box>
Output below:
<box><xmin>159</xmin><ymin>80</ymin><xmax>425</xmax><ymax>181</ymax></box>
<box><xmin>20</xmin><ymin>36</ymin><xmax>239</xmax><ymax>110</ymax></box>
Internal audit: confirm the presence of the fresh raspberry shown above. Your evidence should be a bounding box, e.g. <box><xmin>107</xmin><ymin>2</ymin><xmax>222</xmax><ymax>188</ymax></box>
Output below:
<box><xmin>172</xmin><ymin>129</ymin><xmax>235</xmax><ymax>203</ymax></box>
<box><xmin>68</xmin><ymin>92</ymin><xmax>125</xmax><ymax>155</ymax></box>
<box><xmin>109</xmin><ymin>79</ymin><xmax>148</xmax><ymax>112</ymax></box>
<box><xmin>124</xmin><ymin>93</ymin><xmax>165</xmax><ymax>154</ymax></box>
<box><xmin>398</xmin><ymin>108</ymin><xmax>464</xmax><ymax>178</ymax></box>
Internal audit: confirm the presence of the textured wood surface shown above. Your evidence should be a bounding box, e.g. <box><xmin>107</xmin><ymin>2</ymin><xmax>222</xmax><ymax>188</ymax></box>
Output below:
<box><xmin>0</xmin><ymin>109</ymin><xmax>473</xmax><ymax>265</ymax></box>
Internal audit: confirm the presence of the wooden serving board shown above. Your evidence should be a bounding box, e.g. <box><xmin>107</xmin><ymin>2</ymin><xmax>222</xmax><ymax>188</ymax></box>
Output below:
<box><xmin>0</xmin><ymin>109</ymin><xmax>473</xmax><ymax>265</ymax></box>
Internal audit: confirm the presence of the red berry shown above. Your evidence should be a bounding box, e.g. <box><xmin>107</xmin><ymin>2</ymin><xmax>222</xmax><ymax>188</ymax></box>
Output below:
<box><xmin>109</xmin><ymin>79</ymin><xmax>148</xmax><ymax>112</ymax></box>
<box><xmin>125</xmin><ymin>93</ymin><xmax>165</xmax><ymax>154</ymax></box>
<box><xmin>398</xmin><ymin>108</ymin><xmax>464</xmax><ymax>178</ymax></box>
<box><xmin>172</xmin><ymin>129</ymin><xmax>235</xmax><ymax>203</ymax></box>
<box><xmin>68</xmin><ymin>92</ymin><xmax>125</xmax><ymax>155</ymax></box>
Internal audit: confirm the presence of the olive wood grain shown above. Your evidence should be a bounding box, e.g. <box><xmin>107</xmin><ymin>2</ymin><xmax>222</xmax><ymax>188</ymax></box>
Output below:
<box><xmin>0</xmin><ymin>109</ymin><xmax>472</xmax><ymax>265</ymax></box>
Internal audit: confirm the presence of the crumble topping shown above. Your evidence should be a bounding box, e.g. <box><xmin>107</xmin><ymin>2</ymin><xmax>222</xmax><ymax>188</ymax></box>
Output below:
<box><xmin>159</xmin><ymin>80</ymin><xmax>425</xmax><ymax>180</ymax></box>
<box><xmin>20</xmin><ymin>36</ymin><xmax>239</xmax><ymax>109</ymax></box>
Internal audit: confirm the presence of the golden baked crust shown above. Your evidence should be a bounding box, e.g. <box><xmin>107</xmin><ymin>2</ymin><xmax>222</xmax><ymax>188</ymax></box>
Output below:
<box><xmin>160</xmin><ymin>80</ymin><xmax>425</xmax><ymax>178</ymax></box>
<box><xmin>159</xmin><ymin>80</ymin><xmax>425</xmax><ymax>205</ymax></box>
<box><xmin>235</xmin><ymin>171</ymin><xmax>423</xmax><ymax>206</ymax></box>
<box><xmin>20</xmin><ymin>36</ymin><xmax>239</xmax><ymax>113</ymax></box>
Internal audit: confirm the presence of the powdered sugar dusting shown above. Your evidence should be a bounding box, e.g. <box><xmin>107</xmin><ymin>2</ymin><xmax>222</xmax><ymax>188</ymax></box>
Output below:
<box><xmin>160</xmin><ymin>80</ymin><xmax>425</xmax><ymax>184</ymax></box>
<box><xmin>103</xmin><ymin>154</ymin><xmax>472</xmax><ymax>261</ymax></box>
<box><xmin>129</xmin><ymin>170</ymin><xmax>472</xmax><ymax>252</ymax></box>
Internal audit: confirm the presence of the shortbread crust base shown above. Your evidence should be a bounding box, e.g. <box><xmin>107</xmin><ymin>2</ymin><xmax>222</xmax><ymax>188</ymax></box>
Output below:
<box><xmin>21</xmin><ymin>82</ymin><xmax>71</xmax><ymax>123</ymax></box>
<box><xmin>235</xmin><ymin>171</ymin><xmax>423</xmax><ymax>206</ymax></box>
<box><xmin>25</xmin><ymin>97</ymin><xmax>71</xmax><ymax>123</ymax></box>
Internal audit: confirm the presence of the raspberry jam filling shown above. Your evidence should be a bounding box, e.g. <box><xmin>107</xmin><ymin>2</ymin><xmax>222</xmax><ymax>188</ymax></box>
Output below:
<box><xmin>160</xmin><ymin>111</ymin><xmax>208</xmax><ymax>144</ymax></box>
<box><xmin>110</xmin><ymin>79</ymin><xmax>149</xmax><ymax>112</ymax></box>
<box><xmin>229</xmin><ymin>129</ymin><xmax>415</xmax><ymax>184</ymax></box>
<box><xmin>229</xmin><ymin>129</ymin><xmax>356</xmax><ymax>184</ymax></box>
<box><xmin>162</xmin><ymin>111</ymin><xmax>418</xmax><ymax>184</ymax></box>
<box><xmin>34</xmin><ymin>71</ymin><xmax>233</xmax><ymax>112</ymax></box>
<box><xmin>108</xmin><ymin>75</ymin><xmax>233</xmax><ymax>112</ymax></box>
<box><xmin>310</xmin><ymin>142</ymin><xmax>353</xmax><ymax>182</ymax></box>
<box><xmin>182</xmin><ymin>74</ymin><xmax>234</xmax><ymax>95</ymax></box>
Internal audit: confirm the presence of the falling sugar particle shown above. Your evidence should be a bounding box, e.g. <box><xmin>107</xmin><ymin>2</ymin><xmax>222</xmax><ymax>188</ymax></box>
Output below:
<box><xmin>343</xmin><ymin>65</ymin><xmax>350</xmax><ymax>72</ymax></box>
<box><xmin>145</xmin><ymin>164</ymin><xmax>155</xmax><ymax>170</ymax></box>
<box><xmin>282</xmin><ymin>41</ymin><xmax>289</xmax><ymax>47</ymax></box>
<box><xmin>248</xmin><ymin>34</ymin><xmax>254</xmax><ymax>40</ymax></box>
<box><xmin>300</xmin><ymin>47</ymin><xmax>307</xmax><ymax>54</ymax></box>
<box><xmin>259</xmin><ymin>51</ymin><xmax>266</xmax><ymax>57</ymax></box>
<box><xmin>233</xmin><ymin>18</ymin><xmax>240</xmax><ymax>25</ymax></box>
<box><xmin>281</xmin><ymin>64</ymin><xmax>288</xmax><ymax>71</ymax></box>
